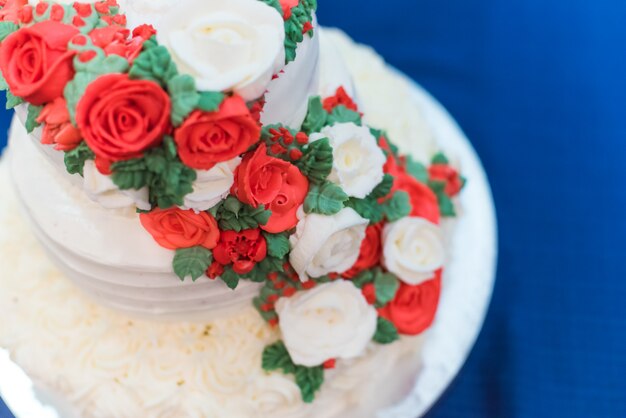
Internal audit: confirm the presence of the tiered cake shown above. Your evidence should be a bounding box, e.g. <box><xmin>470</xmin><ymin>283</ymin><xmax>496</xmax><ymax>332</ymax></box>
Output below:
<box><xmin>0</xmin><ymin>0</ymin><xmax>468</xmax><ymax>417</ymax></box>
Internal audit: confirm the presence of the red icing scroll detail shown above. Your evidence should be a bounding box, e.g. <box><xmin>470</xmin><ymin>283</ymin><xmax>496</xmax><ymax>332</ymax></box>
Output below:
<box><xmin>37</xmin><ymin>98</ymin><xmax>82</xmax><ymax>151</ymax></box>
<box><xmin>175</xmin><ymin>95</ymin><xmax>261</xmax><ymax>170</ymax></box>
<box><xmin>232</xmin><ymin>143</ymin><xmax>309</xmax><ymax>233</ymax></box>
<box><xmin>213</xmin><ymin>229</ymin><xmax>268</xmax><ymax>275</ymax></box>
<box><xmin>378</xmin><ymin>269</ymin><xmax>442</xmax><ymax>335</ymax></box>
<box><xmin>0</xmin><ymin>21</ymin><xmax>78</xmax><ymax>105</ymax></box>
<box><xmin>76</xmin><ymin>73</ymin><xmax>171</xmax><ymax>164</ymax></box>
<box><xmin>140</xmin><ymin>207</ymin><xmax>220</xmax><ymax>251</ymax></box>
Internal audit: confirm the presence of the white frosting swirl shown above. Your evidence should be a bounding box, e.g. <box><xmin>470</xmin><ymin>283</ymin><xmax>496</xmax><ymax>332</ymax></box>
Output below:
<box><xmin>289</xmin><ymin>207</ymin><xmax>368</xmax><ymax>281</ymax></box>
<box><xmin>275</xmin><ymin>280</ymin><xmax>377</xmax><ymax>367</ymax></box>
<box><xmin>157</xmin><ymin>0</ymin><xmax>285</xmax><ymax>101</ymax></box>
<box><xmin>383</xmin><ymin>217</ymin><xmax>445</xmax><ymax>285</ymax></box>
<box><xmin>309</xmin><ymin>123</ymin><xmax>386</xmax><ymax>199</ymax></box>
<box><xmin>181</xmin><ymin>158</ymin><xmax>240</xmax><ymax>212</ymax></box>
<box><xmin>82</xmin><ymin>160</ymin><xmax>151</xmax><ymax>211</ymax></box>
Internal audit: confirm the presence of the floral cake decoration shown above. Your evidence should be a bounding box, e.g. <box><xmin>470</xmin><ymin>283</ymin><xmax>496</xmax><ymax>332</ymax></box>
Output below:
<box><xmin>0</xmin><ymin>0</ymin><xmax>466</xmax><ymax>403</ymax></box>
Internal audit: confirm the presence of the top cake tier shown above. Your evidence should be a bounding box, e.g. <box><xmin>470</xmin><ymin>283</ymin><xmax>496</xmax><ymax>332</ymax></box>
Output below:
<box><xmin>3</xmin><ymin>0</ymin><xmax>457</xmax><ymax>324</ymax></box>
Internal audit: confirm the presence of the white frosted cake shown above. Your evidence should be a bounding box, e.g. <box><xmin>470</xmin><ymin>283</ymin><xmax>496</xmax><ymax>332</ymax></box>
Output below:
<box><xmin>0</xmin><ymin>1</ymin><xmax>471</xmax><ymax>417</ymax></box>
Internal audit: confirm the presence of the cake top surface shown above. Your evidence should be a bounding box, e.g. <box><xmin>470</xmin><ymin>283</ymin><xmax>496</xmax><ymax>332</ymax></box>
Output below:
<box><xmin>0</xmin><ymin>0</ymin><xmax>466</xmax><ymax>403</ymax></box>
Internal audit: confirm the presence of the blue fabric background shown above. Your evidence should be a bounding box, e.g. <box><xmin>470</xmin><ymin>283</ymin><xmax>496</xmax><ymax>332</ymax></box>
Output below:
<box><xmin>2</xmin><ymin>1</ymin><xmax>626</xmax><ymax>417</ymax></box>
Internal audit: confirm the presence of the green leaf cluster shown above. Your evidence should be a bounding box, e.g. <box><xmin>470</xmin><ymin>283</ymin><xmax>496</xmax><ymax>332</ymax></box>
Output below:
<box><xmin>172</xmin><ymin>246</ymin><xmax>212</xmax><ymax>281</ymax></box>
<box><xmin>301</xmin><ymin>96</ymin><xmax>327</xmax><ymax>134</ymax></box>
<box><xmin>262</xmin><ymin>341</ymin><xmax>325</xmax><ymax>403</ymax></box>
<box><xmin>327</xmin><ymin>105</ymin><xmax>362</xmax><ymax>126</ymax></box>
<box><xmin>373</xmin><ymin>317</ymin><xmax>400</xmax><ymax>344</ymax></box>
<box><xmin>64</xmin><ymin>142</ymin><xmax>95</xmax><ymax>176</ymax></box>
<box><xmin>129</xmin><ymin>45</ymin><xmax>178</xmax><ymax>87</ymax></box>
<box><xmin>111</xmin><ymin>137</ymin><xmax>196</xmax><ymax>209</ymax></box>
<box><xmin>296</xmin><ymin>137</ymin><xmax>333</xmax><ymax>184</ymax></box>
<box><xmin>167</xmin><ymin>75</ymin><xmax>225</xmax><ymax>126</ymax></box>
<box><xmin>25</xmin><ymin>105</ymin><xmax>43</xmax><ymax>133</ymax></box>
<box><xmin>215</xmin><ymin>196</ymin><xmax>271</xmax><ymax>231</ymax></box>
<box><xmin>303</xmin><ymin>181</ymin><xmax>349</xmax><ymax>215</ymax></box>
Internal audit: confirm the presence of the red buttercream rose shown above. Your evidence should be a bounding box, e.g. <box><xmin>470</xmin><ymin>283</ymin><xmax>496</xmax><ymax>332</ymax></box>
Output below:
<box><xmin>213</xmin><ymin>229</ymin><xmax>267</xmax><ymax>275</ymax></box>
<box><xmin>379</xmin><ymin>269</ymin><xmax>442</xmax><ymax>335</ymax></box>
<box><xmin>175</xmin><ymin>95</ymin><xmax>261</xmax><ymax>170</ymax></box>
<box><xmin>37</xmin><ymin>97</ymin><xmax>82</xmax><ymax>151</ymax></box>
<box><xmin>232</xmin><ymin>143</ymin><xmax>309</xmax><ymax>233</ymax></box>
<box><xmin>0</xmin><ymin>21</ymin><xmax>78</xmax><ymax>105</ymax></box>
<box><xmin>140</xmin><ymin>208</ymin><xmax>219</xmax><ymax>250</ymax></box>
<box><xmin>429</xmin><ymin>164</ymin><xmax>464</xmax><ymax>197</ymax></box>
<box><xmin>343</xmin><ymin>223</ymin><xmax>383</xmax><ymax>279</ymax></box>
<box><xmin>323</xmin><ymin>86</ymin><xmax>359</xmax><ymax>113</ymax></box>
<box><xmin>89</xmin><ymin>24</ymin><xmax>155</xmax><ymax>63</ymax></box>
<box><xmin>0</xmin><ymin>0</ymin><xmax>27</xmax><ymax>23</ymax></box>
<box><xmin>76</xmin><ymin>73</ymin><xmax>171</xmax><ymax>164</ymax></box>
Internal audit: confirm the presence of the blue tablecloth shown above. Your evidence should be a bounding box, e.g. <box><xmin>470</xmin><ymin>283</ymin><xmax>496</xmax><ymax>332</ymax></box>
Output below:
<box><xmin>2</xmin><ymin>1</ymin><xmax>626</xmax><ymax>417</ymax></box>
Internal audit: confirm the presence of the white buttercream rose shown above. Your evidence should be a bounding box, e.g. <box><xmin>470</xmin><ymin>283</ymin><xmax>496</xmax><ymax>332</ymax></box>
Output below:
<box><xmin>83</xmin><ymin>161</ymin><xmax>150</xmax><ymax>211</ymax></box>
<box><xmin>309</xmin><ymin>122</ymin><xmax>386</xmax><ymax>199</ymax></box>
<box><xmin>289</xmin><ymin>207</ymin><xmax>368</xmax><ymax>281</ymax></box>
<box><xmin>157</xmin><ymin>0</ymin><xmax>285</xmax><ymax>101</ymax></box>
<box><xmin>383</xmin><ymin>217</ymin><xmax>445</xmax><ymax>285</ymax></box>
<box><xmin>181</xmin><ymin>158</ymin><xmax>240</xmax><ymax>212</ymax></box>
<box><xmin>276</xmin><ymin>280</ymin><xmax>378</xmax><ymax>367</ymax></box>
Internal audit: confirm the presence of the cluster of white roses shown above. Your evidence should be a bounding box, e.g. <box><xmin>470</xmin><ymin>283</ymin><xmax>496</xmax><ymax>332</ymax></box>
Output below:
<box><xmin>280</xmin><ymin>122</ymin><xmax>447</xmax><ymax>367</ymax></box>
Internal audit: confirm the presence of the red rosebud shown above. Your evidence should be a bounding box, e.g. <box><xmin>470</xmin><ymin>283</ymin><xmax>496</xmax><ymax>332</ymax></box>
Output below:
<box><xmin>322</xmin><ymin>359</ymin><xmax>336</xmax><ymax>369</ymax></box>
<box><xmin>232</xmin><ymin>143</ymin><xmax>309</xmax><ymax>233</ymax></box>
<box><xmin>213</xmin><ymin>229</ymin><xmax>267</xmax><ymax>275</ymax></box>
<box><xmin>76</xmin><ymin>74</ymin><xmax>171</xmax><ymax>163</ymax></box>
<box><xmin>429</xmin><ymin>164</ymin><xmax>464</xmax><ymax>197</ymax></box>
<box><xmin>0</xmin><ymin>0</ymin><xmax>27</xmax><ymax>24</ymax></box>
<box><xmin>323</xmin><ymin>86</ymin><xmax>358</xmax><ymax>113</ymax></box>
<box><xmin>175</xmin><ymin>95</ymin><xmax>260</xmax><ymax>170</ymax></box>
<box><xmin>37</xmin><ymin>98</ymin><xmax>82</xmax><ymax>152</ymax></box>
<box><xmin>378</xmin><ymin>270</ymin><xmax>442</xmax><ymax>335</ymax></box>
<box><xmin>140</xmin><ymin>208</ymin><xmax>220</xmax><ymax>251</ymax></box>
<box><xmin>0</xmin><ymin>21</ymin><xmax>79</xmax><ymax>105</ymax></box>
<box><xmin>206</xmin><ymin>261</ymin><xmax>224</xmax><ymax>280</ymax></box>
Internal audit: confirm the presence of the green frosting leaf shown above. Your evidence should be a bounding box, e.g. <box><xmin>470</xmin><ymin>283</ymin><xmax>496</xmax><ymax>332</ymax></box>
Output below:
<box><xmin>25</xmin><ymin>105</ymin><xmax>43</xmax><ymax>133</ymax></box>
<box><xmin>405</xmin><ymin>156</ymin><xmax>429</xmax><ymax>183</ymax></box>
<box><xmin>374</xmin><ymin>272</ymin><xmax>400</xmax><ymax>307</ymax></box>
<box><xmin>373</xmin><ymin>317</ymin><xmax>400</xmax><ymax>344</ymax></box>
<box><xmin>368</xmin><ymin>173</ymin><xmax>393</xmax><ymax>199</ymax></box>
<box><xmin>197</xmin><ymin>91</ymin><xmax>225</xmax><ymax>112</ymax></box>
<box><xmin>431</xmin><ymin>152</ymin><xmax>449</xmax><ymax>165</ymax></box>
<box><xmin>5</xmin><ymin>91</ymin><xmax>22</xmax><ymax>109</ymax></box>
<box><xmin>301</xmin><ymin>96</ymin><xmax>327</xmax><ymax>134</ymax></box>
<box><xmin>64</xmin><ymin>142</ymin><xmax>95</xmax><ymax>176</ymax></box>
<box><xmin>110</xmin><ymin>158</ymin><xmax>150</xmax><ymax>190</ymax></box>
<box><xmin>168</xmin><ymin>74</ymin><xmax>200</xmax><ymax>126</ymax></box>
<box><xmin>295</xmin><ymin>366</ymin><xmax>324</xmax><ymax>404</ymax></box>
<box><xmin>327</xmin><ymin>105</ymin><xmax>362</xmax><ymax>126</ymax></box>
<box><xmin>0</xmin><ymin>21</ymin><xmax>18</xmax><ymax>41</ymax></box>
<box><xmin>352</xmin><ymin>269</ymin><xmax>375</xmax><ymax>289</ymax></box>
<box><xmin>220</xmin><ymin>267</ymin><xmax>241</xmax><ymax>290</ymax></box>
<box><xmin>262</xmin><ymin>341</ymin><xmax>297</xmax><ymax>374</ymax></box>
<box><xmin>297</xmin><ymin>137</ymin><xmax>333</xmax><ymax>184</ymax></box>
<box><xmin>429</xmin><ymin>180</ymin><xmax>456</xmax><ymax>217</ymax></box>
<box><xmin>217</xmin><ymin>196</ymin><xmax>271</xmax><ymax>231</ymax></box>
<box><xmin>264</xmin><ymin>233</ymin><xmax>291</xmax><ymax>259</ymax></box>
<box><xmin>345</xmin><ymin>197</ymin><xmax>384</xmax><ymax>224</ymax></box>
<box><xmin>64</xmin><ymin>72</ymin><xmax>97</xmax><ymax>123</ymax></box>
<box><xmin>262</xmin><ymin>341</ymin><xmax>325</xmax><ymax>403</ymax></box>
<box><xmin>303</xmin><ymin>181</ymin><xmax>349</xmax><ymax>215</ymax></box>
<box><xmin>383</xmin><ymin>191</ymin><xmax>411</xmax><ymax>222</ymax></box>
<box><xmin>172</xmin><ymin>246</ymin><xmax>212</xmax><ymax>281</ymax></box>
<box><xmin>129</xmin><ymin>45</ymin><xmax>178</xmax><ymax>87</ymax></box>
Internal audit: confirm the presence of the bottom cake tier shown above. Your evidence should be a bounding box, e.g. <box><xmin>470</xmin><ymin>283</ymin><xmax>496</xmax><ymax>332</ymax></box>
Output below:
<box><xmin>0</xmin><ymin>29</ymin><xmax>464</xmax><ymax>418</ymax></box>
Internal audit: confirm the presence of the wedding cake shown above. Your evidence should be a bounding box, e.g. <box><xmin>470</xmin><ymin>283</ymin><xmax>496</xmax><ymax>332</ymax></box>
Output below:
<box><xmin>0</xmin><ymin>0</ymin><xmax>469</xmax><ymax>417</ymax></box>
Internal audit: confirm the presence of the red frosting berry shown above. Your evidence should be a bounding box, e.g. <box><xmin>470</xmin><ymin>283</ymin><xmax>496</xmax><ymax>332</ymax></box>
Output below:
<box><xmin>175</xmin><ymin>95</ymin><xmax>261</xmax><ymax>170</ymax></box>
<box><xmin>378</xmin><ymin>270</ymin><xmax>442</xmax><ymax>335</ymax></box>
<box><xmin>140</xmin><ymin>208</ymin><xmax>220</xmax><ymax>251</ymax></box>
<box><xmin>0</xmin><ymin>21</ymin><xmax>79</xmax><ymax>105</ymax></box>
<box><xmin>76</xmin><ymin>73</ymin><xmax>171</xmax><ymax>164</ymax></box>
<box><xmin>213</xmin><ymin>229</ymin><xmax>268</xmax><ymax>275</ymax></box>
<box><xmin>232</xmin><ymin>143</ymin><xmax>309</xmax><ymax>233</ymax></box>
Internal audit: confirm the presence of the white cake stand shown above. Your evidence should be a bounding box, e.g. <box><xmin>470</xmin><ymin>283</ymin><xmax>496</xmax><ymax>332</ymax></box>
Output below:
<box><xmin>0</xmin><ymin>75</ymin><xmax>498</xmax><ymax>418</ymax></box>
